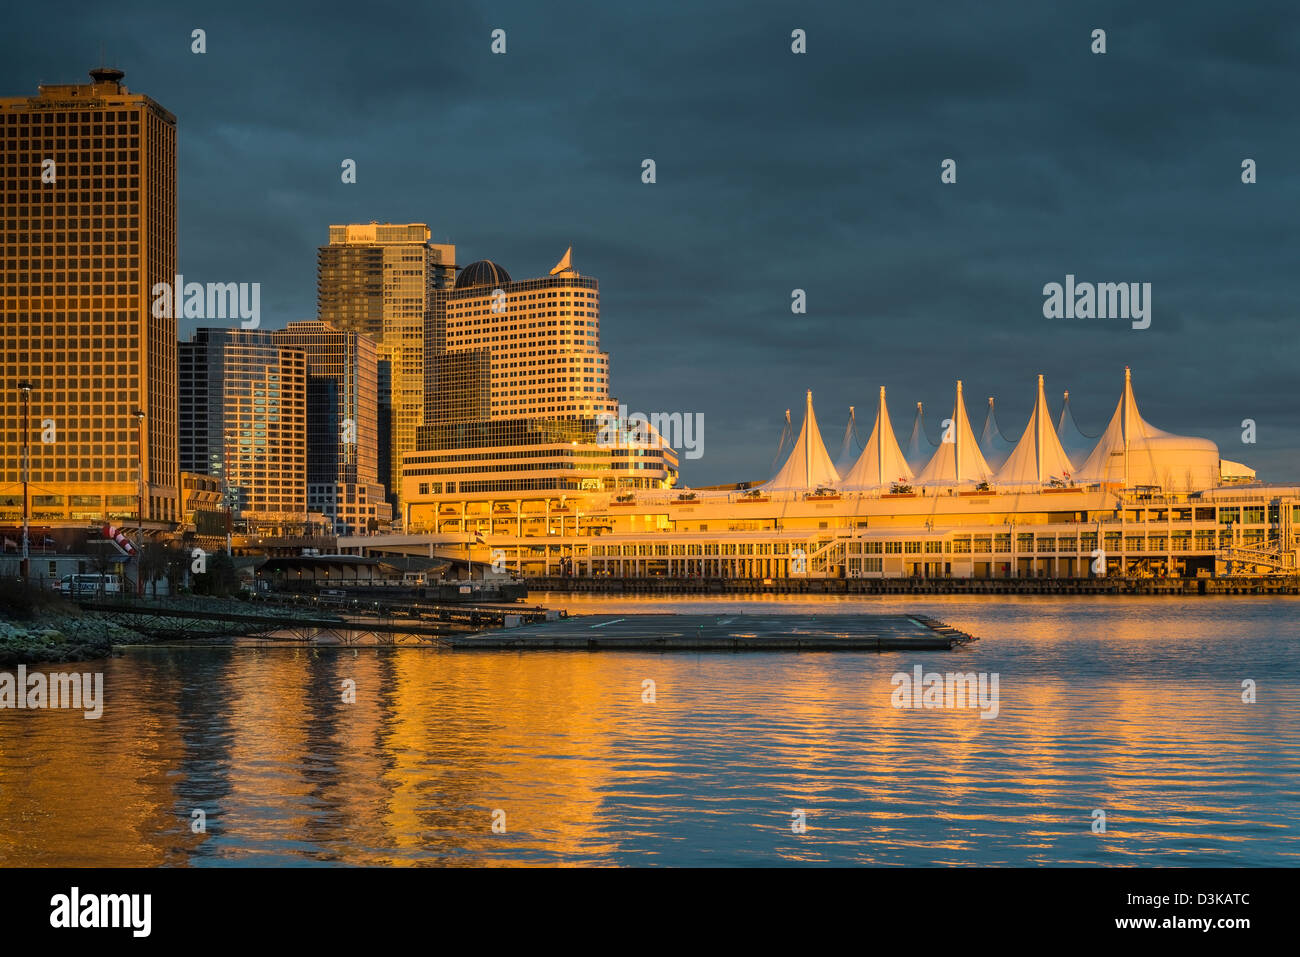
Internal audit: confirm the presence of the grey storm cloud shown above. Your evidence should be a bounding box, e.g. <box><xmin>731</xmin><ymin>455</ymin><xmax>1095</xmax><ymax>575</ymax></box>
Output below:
<box><xmin>4</xmin><ymin>0</ymin><xmax>1298</xmax><ymax>483</ymax></box>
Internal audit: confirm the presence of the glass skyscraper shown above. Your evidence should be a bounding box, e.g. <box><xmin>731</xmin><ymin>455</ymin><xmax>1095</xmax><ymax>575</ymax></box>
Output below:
<box><xmin>179</xmin><ymin>329</ymin><xmax>307</xmax><ymax>532</ymax></box>
<box><xmin>316</xmin><ymin>223</ymin><xmax>455</xmax><ymax>521</ymax></box>
<box><xmin>274</xmin><ymin>320</ymin><xmax>391</xmax><ymax>535</ymax></box>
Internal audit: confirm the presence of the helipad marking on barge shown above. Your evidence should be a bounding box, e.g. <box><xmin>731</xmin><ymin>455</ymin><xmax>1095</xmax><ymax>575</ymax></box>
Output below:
<box><xmin>445</xmin><ymin>613</ymin><xmax>980</xmax><ymax>651</ymax></box>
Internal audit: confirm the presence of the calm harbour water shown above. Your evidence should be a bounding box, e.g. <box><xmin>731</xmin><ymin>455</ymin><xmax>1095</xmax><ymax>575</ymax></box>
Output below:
<box><xmin>1</xmin><ymin>594</ymin><xmax>1297</xmax><ymax>867</ymax></box>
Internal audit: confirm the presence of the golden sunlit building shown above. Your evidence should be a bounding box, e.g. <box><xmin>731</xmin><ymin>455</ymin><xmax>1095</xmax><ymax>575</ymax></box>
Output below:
<box><xmin>0</xmin><ymin>67</ymin><xmax>178</xmax><ymax>532</ymax></box>
<box><xmin>179</xmin><ymin>328</ymin><xmax>310</xmax><ymax>535</ymax></box>
<box><xmin>273</xmin><ymin>320</ymin><xmax>392</xmax><ymax>535</ymax></box>
<box><xmin>317</xmin><ymin>224</ymin><xmax>455</xmax><ymax>521</ymax></box>
<box><xmin>179</xmin><ymin>470</ymin><xmax>224</xmax><ymax>539</ymax></box>
<box><xmin>353</xmin><ymin>367</ymin><xmax>1298</xmax><ymax>580</ymax></box>
<box><xmin>399</xmin><ymin>250</ymin><xmax>679</xmax><ymax>542</ymax></box>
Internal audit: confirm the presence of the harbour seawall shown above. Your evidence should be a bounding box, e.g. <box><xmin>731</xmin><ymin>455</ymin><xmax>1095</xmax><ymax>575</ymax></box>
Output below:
<box><xmin>529</xmin><ymin>576</ymin><xmax>1300</xmax><ymax>596</ymax></box>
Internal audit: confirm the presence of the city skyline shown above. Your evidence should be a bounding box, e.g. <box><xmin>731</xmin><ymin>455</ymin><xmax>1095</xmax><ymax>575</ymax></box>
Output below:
<box><xmin>4</xmin><ymin>1</ymin><xmax>1299</xmax><ymax>489</ymax></box>
<box><xmin>4</xmin><ymin>3</ymin><xmax>1300</xmax><ymax>891</ymax></box>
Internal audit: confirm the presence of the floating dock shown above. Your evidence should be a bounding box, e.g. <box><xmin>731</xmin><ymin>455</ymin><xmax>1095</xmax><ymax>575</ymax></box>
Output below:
<box><xmin>446</xmin><ymin>613</ymin><xmax>978</xmax><ymax>651</ymax></box>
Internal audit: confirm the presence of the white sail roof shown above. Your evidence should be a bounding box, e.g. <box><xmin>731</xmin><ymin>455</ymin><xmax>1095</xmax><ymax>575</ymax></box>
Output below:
<box><xmin>841</xmin><ymin>387</ymin><xmax>914</xmax><ymax>489</ymax></box>
<box><xmin>835</xmin><ymin>407</ymin><xmax>860</xmax><ymax>475</ymax></box>
<box><xmin>1056</xmin><ymin>390</ymin><xmax>1096</xmax><ymax>465</ymax></box>
<box><xmin>767</xmin><ymin>408</ymin><xmax>794</xmax><ymax>480</ymax></box>
<box><xmin>978</xmin><ymin>397</ymin><xmax>1017</xmax><ymax>470</ymax></box>
<box><xmin>993</xmin><ymin>375</ymin><xmax>1076</xmax><ymax>488</ymax></box>
<box><xmin>1075</xmin><ymin>368</ymin><xmax>1221</xmax><ymax>491</ymax></box>
<box><xmin>915</xmin><ymin>380</ymin><xmax>995</xmax><ymax>486</ymax></box>
<box><xmin>904</xmin><ymin>401</ymin><xmax>934</xmax><ymax>472</ymax></box>
<box><xmin>764</xmin><ymin>390</ymin><xmax>841</xmax><ymax>491</ymax></box>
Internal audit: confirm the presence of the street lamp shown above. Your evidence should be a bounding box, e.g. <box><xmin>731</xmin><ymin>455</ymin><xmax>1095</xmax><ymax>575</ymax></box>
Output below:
<box><xmin>17</xmin><ymin>381</ymin><xmax>32</xmax><ymax>580</ymax></box>
<box><xmin>574</xmin><ymin>510</ymin><xmax>582</xmax><ymax>578</ymax></box>
<box><xmin>134</xmin><ymin>408</ymin><xmax>146</xmax><ymax>596</ymax></box>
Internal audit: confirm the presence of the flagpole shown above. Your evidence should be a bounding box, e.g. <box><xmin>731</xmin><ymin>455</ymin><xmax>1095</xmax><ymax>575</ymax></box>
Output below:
<box><xmin>18</xmin><ymin>381</ymin><xmax>32</xmax><ymax>580</ymax></box>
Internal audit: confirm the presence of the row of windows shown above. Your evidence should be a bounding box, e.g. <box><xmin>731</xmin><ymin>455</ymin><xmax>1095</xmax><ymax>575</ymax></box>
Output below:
<box><xmin>453</xmin><ymin>320</ymin><xmax>598</xmax><ymax>335</ymax></box>
<box><xmin>589</xmin><ymin>543</ymin><xmax>812</xmax><ymax>557</ymax></box>
<box><xmin>2</xmin><ymin>111</ymin><xmax>143</xmax><ymax>125</ymax></box>
<box><xmin>447</xmin><ymin>289</ymin><xmax>597</xmax><ymax>312</ymax></box>
<box><xmin>1</xmin><ymin>255</ymin><xmax>142</xmax><ymax>265</ymax></box>
<box><xmin>580</xmin><ymin>532</ymin><xmax>1251</xmax><ymax>559</ymax></box>
<box><xmin>452</xmin><ymin>311</ymin><xmax>596</xmax><ymax>324</ymax></box>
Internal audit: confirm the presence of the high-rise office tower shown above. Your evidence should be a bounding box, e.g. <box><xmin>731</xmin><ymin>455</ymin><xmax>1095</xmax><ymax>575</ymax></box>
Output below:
<box><xmin>0</xmin><ymin>68</ymin><xmax>178</xmax><ymax>533</ymax></box>
<box><xmin>401</xmin><ymin>251</ymin><xmax>678</xmax><ymax>533</ymax></box>
<box><xmin>316</xmin><ymin>223</ymin><xmax>455</xmax><ymax>522</ymax></box>
<box><xmin>273</xmin><ymin>320</ymin><xmax>391</xmax><ymax>535</ymax></box>
<box><xmin>424</xmin><ymin>257</ymin><xmax>616</xmax><ymax>423</ymax></box>
<box><xmin>179</xmin><ymin>329</ymin><xmax>307</xmax><ymax>532</ymax></box>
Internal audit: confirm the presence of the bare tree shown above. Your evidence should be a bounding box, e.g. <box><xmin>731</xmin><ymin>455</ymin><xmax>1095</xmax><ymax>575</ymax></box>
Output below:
<box><xmin>140</xmin><ymin>541</ymin><xmax>171</xmax><ymax>599</ymax></box>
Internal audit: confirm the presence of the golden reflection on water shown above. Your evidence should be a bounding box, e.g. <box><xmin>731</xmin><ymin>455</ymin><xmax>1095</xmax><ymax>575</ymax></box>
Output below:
<box><xmin>1</xmin><ymin>594</ymin><xmax>1297</xmax><ymax>866</ymax></box>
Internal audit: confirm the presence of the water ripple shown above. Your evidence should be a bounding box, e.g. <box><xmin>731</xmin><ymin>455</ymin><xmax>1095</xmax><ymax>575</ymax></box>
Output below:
<box><xmin>0</xmin><ymin>594</ymin><xmax>1297</xmax><ymax>865</ymax></box>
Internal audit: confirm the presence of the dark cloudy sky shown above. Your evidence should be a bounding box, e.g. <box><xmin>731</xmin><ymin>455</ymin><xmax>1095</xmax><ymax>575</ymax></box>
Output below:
<box><xmin>8</xmin><ymin>0</ymin><xmax>1299</xmax><ymax>484</ymax></box>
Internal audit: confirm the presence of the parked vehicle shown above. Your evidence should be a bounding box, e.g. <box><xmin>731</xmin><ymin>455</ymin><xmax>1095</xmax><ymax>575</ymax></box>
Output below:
<box><xmin>59</xmin><ymin>573</ymin><xmax>123</xmax><ymax>597</ymax></box>
<box><xmin>318</xmin><ymin>588</ymin><xmax>348</xmax><ymax>606</ymax></box>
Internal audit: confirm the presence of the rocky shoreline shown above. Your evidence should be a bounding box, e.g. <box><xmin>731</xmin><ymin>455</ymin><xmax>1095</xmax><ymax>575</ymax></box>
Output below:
<box><xmin>0</xmin><ymin>614</ymin><xmax>144</xmax><ymax>666</ymax></box>
<box><xmin>1</xmin><ymin>596</ymin><xmax>340</xmax><ymax>666</ymax></box>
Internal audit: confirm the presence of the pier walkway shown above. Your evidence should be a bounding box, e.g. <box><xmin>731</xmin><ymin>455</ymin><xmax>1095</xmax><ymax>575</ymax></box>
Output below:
<box><xmin>76</xmin><ymin>599</ymin><xmax>554</xmax><ymax>645</ymax></box>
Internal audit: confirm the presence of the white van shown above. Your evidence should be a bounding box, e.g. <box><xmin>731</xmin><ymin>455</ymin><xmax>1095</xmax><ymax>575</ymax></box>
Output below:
<box><xmin>59</xmin><ymin>573</ymin><xmax>124</xmax><ymax>597</ymax></box>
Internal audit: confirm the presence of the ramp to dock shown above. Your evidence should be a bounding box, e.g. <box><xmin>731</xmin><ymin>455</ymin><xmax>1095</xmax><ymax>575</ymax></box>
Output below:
<box><xmin>450</xmin><ymin>613</ymin><xmax>978</xmax><ymax>651</ymax></box>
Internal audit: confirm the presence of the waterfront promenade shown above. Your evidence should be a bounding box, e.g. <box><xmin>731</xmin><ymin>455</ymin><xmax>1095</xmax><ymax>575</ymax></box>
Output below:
<box><xmin>528</xmin><ymin>575</ymin><xmax>1300</xmax><ymax>596</ymax></box>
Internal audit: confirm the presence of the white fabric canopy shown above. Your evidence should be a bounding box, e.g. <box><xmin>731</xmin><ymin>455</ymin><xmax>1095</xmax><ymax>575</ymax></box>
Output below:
<box><xmin>764</xmin><ymin>390</ymin><xmax>841</xmax><ymax>491</ymax></box>
<box><xmin>904</xmin><ymin>402</ymin><xmax>934</xmax><ymax>472</ymax></box>
<box><xmin>915</xmin><ymin>380</ymin><xmax>995</xmax><ymax>486</ymax></box>
<box><xmin>840</xmin><ymin>387</ymin><xmax>914</xmax><ymax>489</ymax></box>
<box><xmin>993</xmin><ymin>375</ymin><xmax>1076</xmax><ymax>488</ymax></box>
<box><xmin>1056</xmin><ymin>390</ymin><xmax>1096</xmax><ymax>465</ymax></box>
<box><xmin>835</xmin><ymin>407</ymin><xmax>860</xmax><ymax>475</ymax></box>
<box><xmin>1075</xmin><ymin>368</ymin><xmax>1220</xmax><ymax>491</ymax></box>
<box><xmin>978</xmin><ymin>396</ymin><xmax>1017</xmax><ymax>470</ymax></box>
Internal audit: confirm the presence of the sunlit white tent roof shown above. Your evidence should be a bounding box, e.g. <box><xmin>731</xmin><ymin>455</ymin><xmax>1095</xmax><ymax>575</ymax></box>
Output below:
<box><xmin>904</xmin><ymin>402</ymin><xmax>935</xmax><ymax>472</ymax></box>
<box><xmin>1056</xmin><ymin>390</ymin><xmax>1096</xmax><ymax>465</ymax></box>
<box><xmin>835</xmin><ymin>407</ymin><xmax>860</xmax><ymax>475</ymax></box>
<box><xmin>978</xmin><ymin>397</ymin><xmax>1017</xmax><ymax>470</ymax></box>
<box><xmin>1075</xmin><ymin>368</ymin><xmax>1221</xmax><ymax>491</ymax></box>
<box><xmin>993</xmin><ymin>375</ymin><xmax>1076</xmax><ymax>488</ymax></box>
<box><xmin>915</xmin><ymin>380</ymin><xmax>995</xmax><ymax>486</ymax></box>
<box><xmin>764</xmin><ymin>390</ymin><xmax>841</xmax><ymax>491</ymax></box>
<box><xmin>840</xmin><ymin>387</ymin><xmax>914</xmax><ymax>489</ymax></box>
